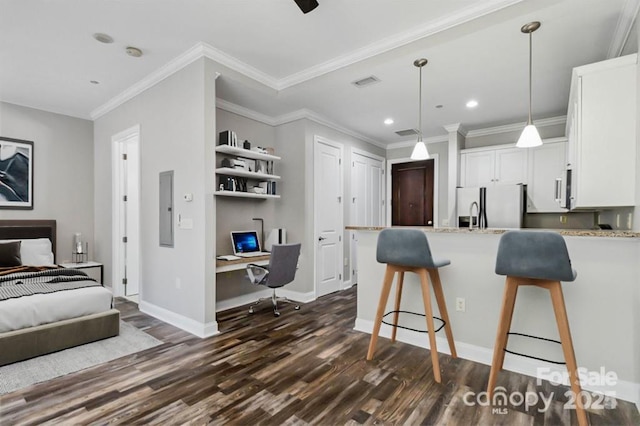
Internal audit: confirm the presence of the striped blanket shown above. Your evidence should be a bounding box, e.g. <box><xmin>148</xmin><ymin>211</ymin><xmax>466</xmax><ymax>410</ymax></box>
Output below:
<box><xmin>0</xmin><ymin>268</ymin><xmax>98</xmax><ymax>301</ymax></box>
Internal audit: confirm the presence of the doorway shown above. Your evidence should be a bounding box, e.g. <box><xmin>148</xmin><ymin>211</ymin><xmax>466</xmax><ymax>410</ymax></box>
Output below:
<box><xmin>391</xmin><ymin>159</ymin><xmax>435</xmax><ymax>226</ymax></box>
<box><xmin>112</xmin><ymin>125</ymin><xmax>141</xmax><ymax>299</ymax></box>
<box><xmin>314</xmin><ymin>136</ymin><xmax>344</xmax><ymax>298</ymax></box>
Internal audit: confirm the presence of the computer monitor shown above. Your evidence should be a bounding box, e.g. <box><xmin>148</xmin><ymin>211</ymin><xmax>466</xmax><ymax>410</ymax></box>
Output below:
<box><xmin>230</xmin><ymin>230</ymin><xmax>262</xmax><ymax>255</ymax></box>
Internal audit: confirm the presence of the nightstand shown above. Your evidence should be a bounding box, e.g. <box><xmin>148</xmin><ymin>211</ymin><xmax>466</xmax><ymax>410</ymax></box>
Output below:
<box><xmin>59</xmin><ymin>261</ymin><xmax>104</xmax><ymax>285</ymax></box>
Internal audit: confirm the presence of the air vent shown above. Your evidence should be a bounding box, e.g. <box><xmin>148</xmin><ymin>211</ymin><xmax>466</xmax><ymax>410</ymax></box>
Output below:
<box><xmin>395</xmin><ymin>128</ymin><xmax>420</xmax><ymax>137</ymax></box>
<box><xmin>351</xmin><ymin>75</ymin><xmax>380</xmax><ymax>88</ymax></box>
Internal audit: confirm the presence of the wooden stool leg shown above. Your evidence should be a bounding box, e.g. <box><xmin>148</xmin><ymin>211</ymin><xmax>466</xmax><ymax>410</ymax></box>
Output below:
<box><xmin>487</xmin><ymin>277</ymin><xmax>519</xmax><ymax>398</ymax></box>
<box><xmin>418</xmin><ymin>268</ymin><xmax>441</xmax><ymax>383</ymax></box>
<box><xmin>390</xmin><ymin>271</ymin><xmax>404</xmax><ymax>343</ymax></box>
<box><xmin>548</xmin><ymin>282</ymin><xmax>588</xmax><ymax>426</ymax></box>
<box><xmin>429</xmin><ymin>268</ymin><xmax>457</xmax><ymax>358</ymax></box>
<box><xmin>367</xmin><ymin>265</ymin><xmax>396</xmax><ymax>360</ymax></box>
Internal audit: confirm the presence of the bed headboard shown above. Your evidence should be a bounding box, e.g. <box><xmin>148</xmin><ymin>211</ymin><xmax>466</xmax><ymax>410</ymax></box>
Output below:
<box><xmin>0</xmin><ymin>220</ymin><xmax>57</xmax><ymax>262</ymax></box>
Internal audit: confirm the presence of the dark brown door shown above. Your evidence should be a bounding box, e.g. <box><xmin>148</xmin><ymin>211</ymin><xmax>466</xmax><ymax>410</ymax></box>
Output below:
<box><xmin>391</xmin><ymin>160</ymin><xmax>434</xmax><ymax>226</ymax></box>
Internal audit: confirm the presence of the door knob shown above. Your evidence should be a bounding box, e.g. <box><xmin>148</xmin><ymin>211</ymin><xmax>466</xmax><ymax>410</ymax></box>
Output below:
<box><xmin>318</xmin><ymin>236</ymin><xmax>326</xmax><ymax>242</ymax></box>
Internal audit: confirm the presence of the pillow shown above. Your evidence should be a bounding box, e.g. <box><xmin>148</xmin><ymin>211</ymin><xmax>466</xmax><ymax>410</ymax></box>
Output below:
<box><xmin>0</xmin><ymin>241</ymin><xmax>22</xmax><ymax>267</ymax></box>
<box><xmin>0</xmin><ymin>238</ymin><xmax>55</xmax><ymax>266</ymax></box>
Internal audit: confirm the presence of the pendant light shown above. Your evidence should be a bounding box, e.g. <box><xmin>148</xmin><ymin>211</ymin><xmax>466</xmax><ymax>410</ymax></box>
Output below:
<box><xmin>410</xmin><ymin>58</ymin><xmax>430</xmax><ymax>160</ymax></box>
<box><xmin>516</xmin><ymin>21</ymin><xmax>543</xmax><ymax>148</ymax></box>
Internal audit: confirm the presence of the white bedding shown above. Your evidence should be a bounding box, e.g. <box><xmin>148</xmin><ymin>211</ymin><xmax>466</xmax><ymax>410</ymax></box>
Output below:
<box><xmin>0</xmin><ymin>285</ymin><xmax>113</xmax><ymax>333</ymax></box>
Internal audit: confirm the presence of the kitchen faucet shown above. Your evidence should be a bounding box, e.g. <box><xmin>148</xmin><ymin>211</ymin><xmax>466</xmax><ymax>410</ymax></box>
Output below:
<box><xmin>469</xmin><ymin>202</ymin><xmax>479</xmax><ymax>229</ymax></box>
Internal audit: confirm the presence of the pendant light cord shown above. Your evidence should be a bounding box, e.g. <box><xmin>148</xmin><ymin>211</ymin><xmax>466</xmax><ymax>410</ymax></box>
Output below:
<box><xmin>418</xmin><ymin>65</ymin><xmax>423</xmax><ymax>140</ymax></box>
<box><xmin>528</xmin><ymin>30</ymin><xmax>533</xmax><ymax>125</ymax></box>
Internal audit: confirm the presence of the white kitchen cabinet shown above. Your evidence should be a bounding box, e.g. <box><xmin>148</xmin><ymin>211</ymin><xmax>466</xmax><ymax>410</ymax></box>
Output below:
<box><xmin>460</xmin><ymin>146</ymin><xmax>527</xmax><ymax>187</ymax></box>
<box><xmin>527</xmin><ymin>139</ymin><xmax>567</xmax><ymax>213</ymax></box>
<box><xmin>565</xmin><ymin>54</ymin><xmax>637</xmax><ymax>209</ymax></box>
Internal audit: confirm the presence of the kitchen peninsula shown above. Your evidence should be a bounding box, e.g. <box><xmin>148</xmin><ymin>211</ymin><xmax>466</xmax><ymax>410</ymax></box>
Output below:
<box><xmin>347</xmin><ymin>226</ymin><xmax>640</xmax><ymax>405</ymax></box>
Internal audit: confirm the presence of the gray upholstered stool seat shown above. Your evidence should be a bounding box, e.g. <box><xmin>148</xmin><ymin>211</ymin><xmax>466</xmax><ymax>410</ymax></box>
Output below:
<box><xmin>367</xmin><ymin>228</ymin><xmax>457</xmax><ymax>384</ymax></box>
<box><xmin>487</xmin><ymin>231</ymin><xmax>587</xmax><ymax>426</ymax></box>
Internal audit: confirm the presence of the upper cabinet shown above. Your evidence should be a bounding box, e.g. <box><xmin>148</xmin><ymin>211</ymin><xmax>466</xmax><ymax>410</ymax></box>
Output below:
<box><xmin>565</xmin><ymin>54</ymin><xmax>637</xmax><ymax>209</ymax></box>
<box><xmin>460</xmin><ymin>146</ymin><xmax>528</xmax><ymax>187</ymax></box>
<box><xmin>527</xmin><ymin>139</ymin><xmax>567</xmax><ymax>213</ymax></box>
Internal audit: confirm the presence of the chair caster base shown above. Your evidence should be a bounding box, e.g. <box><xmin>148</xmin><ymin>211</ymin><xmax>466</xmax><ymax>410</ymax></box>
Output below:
<box><xmin>248</xmin><ymin>308</ymin><xmax>254</xmax><ymax>314</ymax></box>
<box><xmin>294</xmin><ymin>305</ymin><xmax>300</xmax><ymax>310</ymax></box>
<box><xmin>274</xmin><ymin>311</ymin><xmax>281</xmax><ymax>317</ymax></box>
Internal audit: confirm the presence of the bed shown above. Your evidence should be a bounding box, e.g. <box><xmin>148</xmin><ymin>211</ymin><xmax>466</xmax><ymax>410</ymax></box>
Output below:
<box><xmin>0</xmin><ymin>220</ymin><xmax>119</xmax><ymax>366</ymax></box>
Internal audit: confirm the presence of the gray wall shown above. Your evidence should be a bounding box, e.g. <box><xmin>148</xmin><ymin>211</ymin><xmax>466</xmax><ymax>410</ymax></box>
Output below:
<box><xmin>93</xmin><ymin>58</ymin><xmax>217</xmax><ymax>326</ymax></box>
<box><xmin>464</xmin><ymin>122</ymin><xmax>565</xmax><ymax>149</ymax></box>
<box><xmin>0</xmin><ymin>102</ymin><xmax>94</xmax><ymax>262</ymax></box>
<box><xmin>386</xmin><ymin>141</ymin><xmax>449</xmax><ymax>227</ymax></box>
<box><xmin>215</xmin><ymin>108</ymin><xmax>278</xmax><ymax>302</ymax></box>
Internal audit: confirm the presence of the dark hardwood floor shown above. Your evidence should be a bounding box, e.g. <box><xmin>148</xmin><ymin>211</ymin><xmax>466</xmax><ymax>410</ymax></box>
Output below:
<box><xmin>1</xmin><ymin>286</ymin><xmax>638</xmax><ymax>425</ymax></box>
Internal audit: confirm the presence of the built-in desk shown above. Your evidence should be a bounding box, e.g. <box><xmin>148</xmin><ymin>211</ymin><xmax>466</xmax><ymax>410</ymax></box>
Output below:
<box><xmin>216</xmin><ymin>255</ymin><xmax>270</xmax><ymax>273</ymax></box>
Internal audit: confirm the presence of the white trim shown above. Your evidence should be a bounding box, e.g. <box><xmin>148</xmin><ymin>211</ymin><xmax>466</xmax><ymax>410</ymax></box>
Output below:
<box><xmin>607</xmin><ymin>0</ymin><xmax>640</xmax><ymax>59</ymax></box>
<box><xmin>443</xmin><ymin>122</ymin><xmax>467</xmax><ymax>136</ymax></box>
<box><xmin>460</xmin><ymin>136</ymin><xmax>568</xmax><ymax>154</ymax></box>
<box><xmin>140</xmin><ymin>300</ymin><xmax>219</xmax><ymax>338</ymax></box>
<box><xmin>200</xmin><ymin>43</ymin><xmax>278</xmax><ymax>89</ymax></box>
<box><xmin>277</xmin><ymin>0</ymin><xmax>526</xmax><ymax>89</ymax></box>
<box><xmin>386</xmin><ymin>134</ymin><xmax>448</xmax><ymax>150</ymax></box>
<box><xmin>386</xmin><ymin>154</ymin><xmax>439</xmax><ymax>229</ymax></box>
<box><xmin>111</xmin><ymin>125</ymin><xmax>140</xmax><ymax>298</ymax></box>
<box><xmin>215</xmin><ymin>99</ymin><xmax>386</xmax><ymax>149</ymax></box>
<box><xmin>313</xmin><ymin>136</ymin><xmax>345</xmax><ymax>298</ymax></box>
<box><xmin>465</xmin><ymin>116</ymin><xmax>567</xmax><ymax>138</ymax></box>
<box><xmin>354</xmin><ymin>319</ymin><xmax>640</xmax><ymax>406</ymax></box>
<box><xmin>216</xmin><ymin>289</ymin><xmax>271</xmax><ymax>312</ymax></box>
<box><xmin>350</xmin><ymin>146</ymin><xmax>385</xmax><ymax>163</ymax></box>
<box><xmin>91</xmin><ymin>44</ymin><xmax>206</xmax><ymax>119</ymax></box>
<box><xmin>215</xmin><ymin>288</ymin><xmax>316</xmax><ymax>313</ymax></box>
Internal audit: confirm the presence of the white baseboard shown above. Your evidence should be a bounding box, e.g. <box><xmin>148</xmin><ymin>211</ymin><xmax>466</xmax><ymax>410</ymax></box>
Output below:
<box><xmin>216</xmin><ymin>288</ymin><xmax>316</xmax><ymax>312</ymax></box>
<box><xmin>139</xmin><ymin>300</ymin><xmax>219</xmax><ymax>339</ymax></box>
<box><xmin>355</xmin><ymin>318</ymin><xmax>640</xmax><ymax>407</ymax></box>
<box><xmin>216</xmin><ymin>289</ymin><xmax>272</xmax><ymax>312</ymax></box>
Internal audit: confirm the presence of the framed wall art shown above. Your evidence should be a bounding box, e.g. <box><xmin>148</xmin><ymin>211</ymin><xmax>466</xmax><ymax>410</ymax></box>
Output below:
<box><xmin>0</xmin><ymin>137</ymin><xmax>34</xmax><ymax>210</ymax></box>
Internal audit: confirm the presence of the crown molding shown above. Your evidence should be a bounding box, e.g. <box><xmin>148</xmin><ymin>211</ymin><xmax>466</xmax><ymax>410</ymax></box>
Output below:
<box><xmin>215</xmin><ymin>98</ymin><xmax>277</xmax><ymax>126</ymax></box>
<box><xmin>278</xmin><ymin>0</ymin><xmax>525</xmax><ymax>89</ymax></box>
<box><xmin>607</xmin><ymin>0</ymin><xmax>640</xmax><ymax>59</ymax></box>
<box><xmin>215</xmin><ymin>99</ymin><xmax>386</xmax><ymax>148</ymax></box>
<box><xmin>90</xmin><ymin>43</ymin><xmax>206</xmax><ymax>120</ymax></box>
<box><xmin>443</xmin><ymin>122</ymin><xmax>468</xmax><ymax>136</ymax></box>
<box><xmin>200</xmin><ymin>43</ymin><xmax>279</xmax><ymax>89</ymax></box>
<box><xmin>465</xmin><ymin>115</ymin><xmax>567</xmax><ymax>138</ymax></box>
<box><xmin>386</xmin><ymin>134</ymin><xmax>449</xmax><ymax>150</ymax></box>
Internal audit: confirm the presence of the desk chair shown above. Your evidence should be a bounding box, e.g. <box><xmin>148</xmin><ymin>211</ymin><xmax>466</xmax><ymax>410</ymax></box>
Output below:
<box><xmin>246</xmin><ymin>243</ymin><xmax>301</xmax><ymax>317</ymax></box>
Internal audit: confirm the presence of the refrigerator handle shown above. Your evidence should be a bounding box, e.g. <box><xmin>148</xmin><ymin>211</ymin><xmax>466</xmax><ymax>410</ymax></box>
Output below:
<box><xmin>555</xmin><ymin>177</ymin><xmax>562</xmax><ymax>204</ymax></box>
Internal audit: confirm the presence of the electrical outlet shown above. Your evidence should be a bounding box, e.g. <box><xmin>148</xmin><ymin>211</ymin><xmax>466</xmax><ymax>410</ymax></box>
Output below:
<box><xmin>456</xmin><ymin>297</ymin><xmax>465</xmax><ymax>312</ymax></box>
<box><xmin>627</xmin><ymin>213</ymin><xmax>632</xmax><ymax>230</ymax></box>
<box><xmin>344</xmin><ymin>257</ymin><xmax>349</xmax><ymax>266</ymax></box>
<box><xmin>176</xmin><ymin>278</ymin><xmax>182</xmax><ymax>289</ymax></box>
<box><xmin>616</xmin><ymin>214</ymin><xmax>621</xmax><ymax>228</ymax></box>
<box><xmin>560</xmin><ymin>215</ymin><xmax>567</xmax><ymax>224</ymax></box>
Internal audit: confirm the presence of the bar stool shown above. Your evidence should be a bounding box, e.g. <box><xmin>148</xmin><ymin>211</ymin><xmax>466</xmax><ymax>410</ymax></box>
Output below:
<box><xmin>487</xmin><ymin>230</ymin><xmax>587</xmax><ymax>426</ymax></box>
<box><xmin>366</xmin><ymin>228</ymin><xmax>457</xmax><ymax>383</ymax></box>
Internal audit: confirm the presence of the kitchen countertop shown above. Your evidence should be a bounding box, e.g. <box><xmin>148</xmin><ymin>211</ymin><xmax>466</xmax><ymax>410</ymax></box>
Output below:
<box><xmin>345</xmin><ymin>225</ymin><xmax>640</xmax><ymax>238</ymax></box>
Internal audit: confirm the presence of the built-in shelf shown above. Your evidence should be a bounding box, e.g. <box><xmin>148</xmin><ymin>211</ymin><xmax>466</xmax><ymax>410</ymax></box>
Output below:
<box><xmin>214</xmin><ymin>190</ymin><xmax>281</xmax><ymax>200</ymax></box>
<box><xmin>215</xmin><ymin>167</ymin><xmax>280</xmax><ymax>180</ymax></box>
<box><xmin>215</xmin><ymin>145</ymin><xmax>281</xmax><ymax>161</ymax></box>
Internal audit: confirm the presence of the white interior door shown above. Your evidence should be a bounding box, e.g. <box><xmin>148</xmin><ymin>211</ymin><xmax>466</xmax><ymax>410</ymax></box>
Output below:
<box><xmin>112</xmin><ymin>126</ymin><xmax>140</xmax><ymax>298</ymax></box>
<box><xmin>350</xmin><ymin>150</ymin><xmax>385</xmax><ymax>285</ymax></box>
<box><xmin>315</xmin><ymin>138</ymin><xmax>343</xmax><ymax>297</ymax></box>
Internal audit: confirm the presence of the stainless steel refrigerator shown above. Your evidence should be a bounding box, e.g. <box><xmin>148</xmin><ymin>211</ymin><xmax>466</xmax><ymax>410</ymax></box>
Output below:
<box><xmin>456</xmin><ymin>184</ymin><xmax>526</xmax><ymax>229</ymax></box>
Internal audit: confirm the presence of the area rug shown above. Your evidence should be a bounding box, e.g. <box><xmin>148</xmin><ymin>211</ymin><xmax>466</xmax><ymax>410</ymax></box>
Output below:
<box><xmin>0</xmin><ymin>321</ymin><xmax>162</xmax><ymax>395</ymax></box>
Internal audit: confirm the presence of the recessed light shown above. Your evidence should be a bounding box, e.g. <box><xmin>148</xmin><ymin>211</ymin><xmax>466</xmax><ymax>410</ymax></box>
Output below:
<box><xmin>93</xmin><ymin>33</ymin><xmax>113</xmax><ymax>44</ymax></box>
<box><xmin>466</xmin><ymin>100</ymin><xmax>479</xmax><ymax>108</ymax></box>
<box><xmin>384</xmin><ymin>118</ymin><xmax>394</xmax><ymax>125</ymax></box>
<box><xmin>90</xmin><ymin>80</ymin><xmax>100</xmax><ymax>85</ymax></box>
<box><xmin>125</xmin><ymin>46</ymin><xmax>143</xmax><ymax>58</ymax></box>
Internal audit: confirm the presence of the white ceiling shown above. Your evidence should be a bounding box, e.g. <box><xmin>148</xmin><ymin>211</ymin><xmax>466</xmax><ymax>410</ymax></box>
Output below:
<box><xmin>1</xmin><ymin>0</ymin><xmax>638</xmax><ymax>147</ymax></box>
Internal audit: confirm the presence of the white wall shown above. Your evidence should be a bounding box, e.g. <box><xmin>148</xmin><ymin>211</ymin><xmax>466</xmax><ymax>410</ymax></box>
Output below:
<box><xmin>93</xmin><ymin>58</ymin><xmax>217</xmax><ymax>332</ymax></box>
<box><xmin>0</xmin><ymin>102</ymin><xmax>94</xmax><ymax>262</ymax></box>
